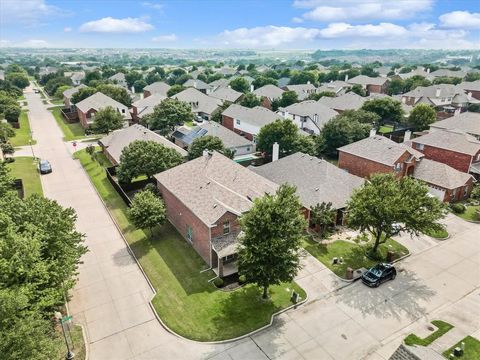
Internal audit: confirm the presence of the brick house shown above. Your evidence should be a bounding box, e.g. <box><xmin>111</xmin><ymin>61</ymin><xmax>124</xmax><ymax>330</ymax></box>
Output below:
<box><xmin>317</xmin><ymin>92</ymin><xmax>367</xmax><ymax>113</ymax></box>
<box><xmin>252</xmin><ymin>84</ymin><xmax>284</xmax><ymax>110</ymax></box>
<box><xmin>429</xmin><ymin>111</ymin><xmax>480</xmax><ymax>140</ymax></box>
<box><xmin>130</xmin><ymin>93</ymin><xmax>166</xmax><ymax>122</ymax></box>
<box><xmin>252</xmin><ymin>152</ymin><xmax>364</xmax><ymax>226</ymax></box>
<box><xmin>458</xmin><ymin>80</ymin><xmax>480</xmax><ymax>101</ymax></box>
<box><xmin>154</xmin><ymin>151</ymin><xmax>277</xmax><ymax>277</ymax></box>
<box><xmin>143</xmin><ymin>81</ymin><xmax>170</xmax><ymax>98</ymax></box>
<box><xmin>400</xmin><ymin>84</ymin><xmax>477</xmax><ymax>110</ymax></box>
<box><xmin>63</xmin><ymin>84</ymin><xmax>87</xmax><ymax>109</ymax></box>
<box><xmin>221</xmin><ymin>104</ymin><xmax>279</xmax><ymax>141</ymax></box>
<box><xmin>347</xmin><ymin>75</ymin><xmax>389</xmax><ymax>94</ymax></box>
<box><xmin>283</xmin><ymin>83</ymin><xmax>317</xmax><ymax>100</ymax></box>
<box><xmin>173</xmin><ymin>87</ymin><xmax>222</xmax><ymax>121</ymax></box>
<box><xmin>75</xmin><ymin>92</ymin><xmax>131</xmax><ymax>129</ymax></box>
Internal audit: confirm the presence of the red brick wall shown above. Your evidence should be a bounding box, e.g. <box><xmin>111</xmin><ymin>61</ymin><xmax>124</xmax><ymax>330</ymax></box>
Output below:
<box><xmin>402</xmin><ymin>96</ymin><xmax>417</xmax><ymax>106</ymax></box>
<box><xmin>158</xmin><ymin>183</ymin><xmax>212</xmax><ymax>265</ymax></box>
<box><xmin>222</xmin><ymin>115</ymin><xmax>234</xmax><ymax>131</ymax></box>
<box><xmin>77</xmin><ymin>108</ymin><xmax>97</xmax><ymax>129</ymax></box>
<box><xmin>367</xmin><ymin>84</ymin><xmax>382</xmax><ymax>94</ymax></box>
<box><xmin>260</xmin><ymin>97</ymin><xmax>272</xmax><ymax>110</ymax></box>
<box><xmin>143</xmin><ymin>90</ymin><xmax>152</xmax><ymax>98</ymax></box>
<box><xmin>412</xmin><ymin>142</ymin><xmax>473</xmax><ymax>173</ymax></box>
<box><xmin>211</xmin><ymin>212</ymin><xmax>240</xmax><ymax>238</ymax></box>
<box><xmin>465</xmin><ymin>90</ymin><xmax>480</xmax><ymax>100</ymax></box>
<box><xmin>339</xmin><ymin>151</ymin><xmax>393</xmax><ymax>178</ymax></box>
<box><xmin>436</xmin><ymin>177</ymin><xmax>474</xmax><ymax>202</ymax></box>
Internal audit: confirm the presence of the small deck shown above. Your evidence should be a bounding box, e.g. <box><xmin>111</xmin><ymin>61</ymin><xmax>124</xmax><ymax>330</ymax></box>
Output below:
<box><xmin>213</xmin><ymin>261</ymin><xmax>238</xmax><ymax>277</ymax></box>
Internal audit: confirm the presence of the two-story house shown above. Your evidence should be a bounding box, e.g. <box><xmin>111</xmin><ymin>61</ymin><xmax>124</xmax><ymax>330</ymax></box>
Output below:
<box><xmin>347</xmin><ymin>75</ymin><xmax>389</xmax><ymax>94</ymax></box>
<box><xmin>173</xmin><ymin>88</ymin><xmax>222</xmax><ymax>121</ymax></box>
<box><xmin>76</xmin><ymin>92</ymin><xmax>131</xmax><ymax>129</ymax></box>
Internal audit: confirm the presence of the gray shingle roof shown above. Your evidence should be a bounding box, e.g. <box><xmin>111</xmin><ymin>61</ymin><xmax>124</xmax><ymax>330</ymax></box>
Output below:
<box><xmin>76</xmin><ymin>92</ymin><xmax>131</xmax><ymax>120</ymax></box>
<box><xmin>183</xmin><ymin>78</ymin><xmax>212</xmax><ymax>90</ymax></box>
<box><xmin>210</xmin><ymin>87</ymin><xmax>243</xmax><ymax>103</ymax></box>
<box><xmin>458</xmin><ymin>80</ymin><xmax>480</xmax><ymax>92</ymax></box>
<box><xmin>198</xmin><ymin>122</ymin><xmax>253</xmax><ymax>149</ymax></box>
<box><xmin>338</xmin><ymin>135</ymin><xmax>423</xmax><ymax>166</ymax></box>
<box><xmin>252</xmin><ymin>152</ymin><xmax>364</xmax><ymax>209</ymax></box>
<box><xmin>132</xmin><ymin>93</ymin><xmax>167</xmax><ymax>118</ymax></box>
<box><xmin>253</xmin><ymin>84</ymin><xmax>284</xmax><ymax>100</ymax></box>
<box><xmin>412</xmin><ymin>128</ymin><xmax>480</xmax><ymax>156</ymax></box>
<box><xmin>318</xmin><ymin>92</ymin><xmax>367</xmax><ymax>111</ymax></box>
<box><xmin>279</xmin><ymin>100</ymin><xmax>338</xmax><ymax>129</ymax></box>
<box><xmin>429</xmin><ymin>111</ymin><xmax>480</xmax><ymax>137</ymax></box>
<box><xmin>143</xmin><ymin>82</ymin><xmax>170</xmax><ymax>96</ymax></box>
<box><xmin>348</xmin><ymin>75</ymin><xmax>388</xmax><ymax>86</ymax></box>
<box><xmin>63</xmin><ymin>84</ymin><xmax>87</xmax><ymax>99</ymax></box>
<box><xmin>413</xmin><ymin>158</ymin><xmax>472</xmax><ymax>190</ymax></box>
<box><xmin>402</xmin><ymin>84</ymin><xmax>461</xmax><ymax>99</ymax></box>
<box><xmin>154</xmin><ymin>151</ymin><xmax>277</xmax><ymax>226</ymax></box>
<box><xmin>173</xmin><ymin>88</ymin><xmax>222</xmax><ymax>115</ymax></box>
<box><xmin>284</xmin><ymin>84</ymin><xmax>317</xmax><ymax>100</ymax></box>
<box><xmin>222</xmin><ymin>104</ymin><xmax>279</xmax><ymax>128</ymax></box>
<box><xmin>99</xmin><ymin>124</ymin><xmax>187</xmax><ymax>164</ymax></box>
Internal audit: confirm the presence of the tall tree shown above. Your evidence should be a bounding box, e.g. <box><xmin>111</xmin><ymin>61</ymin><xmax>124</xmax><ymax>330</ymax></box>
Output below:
<box><xmin>229</xmin><ymin>77</ymin><xmax>250</xmax><ymax>93</ymax></box>
<box><xmin>278</xmin><ymin>90</ymin><xmax>298</xmax><ymax>108</ymax></box>
<box><xmin>347</xmin><ymin>173</ymin><xmax>445</xmax><ymax>254</ymax></box>
<box><xmin>96</xmin><ymin>84</ymin><xmax>132</xmax><ymax>107</ymax></box>
<box><xmin>361</xmin><ymin>97</ymin><xmax>404</xmax><ymax>124</ymax></box>
<box><xmin>71</xmin><ymin>86</ymin><xmax>97</xmax><ymax>104</ymax></box>
<box><xmin>188</xmin><ymin>135</ymin><xmax>231</xmax><ymax>160</ymax></box>
<box><xmin>127</xmin><ymin>189</ymin><xmax>166</xmax><ymax>236</ymax></box>
<box><xmin>252</xmin><ymin>76</ymin><xmax>278</xmax><ymax>88</ymax></box>
<box><xmin>6</xmin><ymin>72</ymin><xmax>29</xmax><ymax>89</ymax></box>
<box><xmin>310</xmin><ymin>202</ymin><xmax>336</xmax><ymax>237</ymax></box>
<box><xmin>239</xmin><ymin>92</ymin><xmax>261</xmax><ymax>108</ymax></box>
<box><xmin>144</xmin><ymin>98</ymin><xmax>194</xmax><ymax>135</ymax></box>
<box><xmin>408</xmin><ymin>104</ymin><xmax>437</xmax><ymax>131</ymax></box>
<box><xmin>238</xmin><ymin>184</ymin><xmax>306</xmax><ymax>299</ymax></box>
<box><xmin>256</xmin><ymin>119</ymin><xmax>303</xmax><ymax>159</ymax></box>
<box><xmin>91</xmin><ymin>106</ymin><xmax>124</xmax><ymax>134</ymax></box>
<box><xmin>166</xmin><ymin>85</ymin><xmax>185</xmax><ymax>97</ymax></box>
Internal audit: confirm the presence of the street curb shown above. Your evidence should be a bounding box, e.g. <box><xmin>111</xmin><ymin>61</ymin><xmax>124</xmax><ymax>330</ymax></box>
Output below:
<box><xmin>74</xmin><ymin>156</ymin><xmax>308</xmax><ymax>344</ymax></box>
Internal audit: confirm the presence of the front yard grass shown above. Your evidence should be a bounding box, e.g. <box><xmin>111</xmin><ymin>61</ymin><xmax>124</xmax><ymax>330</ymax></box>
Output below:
<box><xmin>404</xmin><ymin>320</ymin><xmax>454</xmax><ymax>346</ymax></box>
<box><xmin>378</xmin><ymin>125</ymin><xmax>394</xmax><ymax>134</ymax></box>
<box><xmin>455</xmin><ymin>205</ymin><xmax>480</xmax><ymax>222</ymax></box>
<box><xmin>302</xmin><ymin>236</ymin><xmax>409</xmax><ymax>278</ymax></box>
<box><xmin>443</xmin><ymin>336</ymin><xmax>480</xmax><ymax>359</ymax></box>
<box><xmin>425</xmin><ymin>226</ymin><xmax>449</xmax><ymax>239</ymax></box>
<box><xmin>7</xmin><ymin>156</ymin><xmax>43</xmax><ymax>197</ymax></box>
<box><xmin>54</xmin><ymin>324</ymin><xmax>85</xmax><ymax>360</ymax></box>
<box><xmin>10</xmin><ymin>110</ymin><xmax>36</xmax><ymax>146</ymax></box>
<box><xmin>49</xmin><ymin>106</ymin><xmax>86</xmax><ymax>141</ymax></box>
<box><xmin>74</xmin><ymin>148</ymin><xmax>305</xmax><ymax>341</ymax></box>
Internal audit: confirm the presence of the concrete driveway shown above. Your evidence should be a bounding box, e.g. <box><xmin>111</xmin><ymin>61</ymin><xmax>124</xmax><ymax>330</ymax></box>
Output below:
<box><xmin>24</xmin><ymin>85</ymin><xmax>479</xmax><ymax>359</ymax></box>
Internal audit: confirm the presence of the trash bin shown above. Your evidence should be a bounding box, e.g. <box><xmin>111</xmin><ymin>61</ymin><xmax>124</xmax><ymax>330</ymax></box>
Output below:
<box><xmin>346</xmin><ymin>267</ymin><xmax>353</xmax><ymax>280</ymax></box>
<box><xmin>386</xmin><ymin>250</ymin><xmax>395</xmax><ymax>262</ymax></box>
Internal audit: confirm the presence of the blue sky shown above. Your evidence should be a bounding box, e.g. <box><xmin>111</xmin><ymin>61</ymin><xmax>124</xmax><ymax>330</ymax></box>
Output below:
<box><xmin>0</xmin><ymin>0</ymin><xmax>479</xmax><ymax>49</ymax></box>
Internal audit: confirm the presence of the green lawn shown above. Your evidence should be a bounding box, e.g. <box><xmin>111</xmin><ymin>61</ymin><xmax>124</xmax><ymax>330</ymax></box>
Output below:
<box><xmin>75</xmin><ymin>148</ymin><xmax>305</xmax><ymax>341</ymax></box>
<box><xmin>425</xmin><ymin>226</ymin><xmax>449</xmax><ymax>239</ymax></box>
<box><xmin>443</xmin><ymin>336</ymin><xmax>480</xmax><ymax>359</ymax></box>
<box><xmin>302</xmin><ymin>236</ymin><xmax>409</xmax><ymax>278</ymax></box>
<box><xmin>378</xmin><ymin>125</ymin><xmax>394</xmax><ymax>134</ymax></box>
<box><xmin>455</xmin><ymin>205</ymin><xmax>480</xmax><ymax>222</ymax></box>
<box><xmin>50</xmin><ymin>98</ymin><xmax>64</xmax><ymax>105</ymax></box>
<box><xmin>50</xmin><ymin>107</ymin><xmax>86</xmax><ymax>141</ymax></box>
<box><xmin>10</xmin><ymin>110</ymin><xmax>36</xmax><ymax>146</ymax></box>
<box><xmin>54</xmin><ymin>324</ymin><xmax>85</xmax><ymax>360</ymax></box>
<box><xmin>404</xmin><ymin>320</ymin><xmax>454</xmax><ymax>346</ymax></box>
<box><xmin>7</xmin><ymin>156</ymin><xmax>43</xmax><ymax>197</ymax></box>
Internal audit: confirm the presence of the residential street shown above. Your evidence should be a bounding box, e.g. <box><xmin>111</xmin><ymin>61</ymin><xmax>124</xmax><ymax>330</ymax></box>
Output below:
<box><xmin>25</xmin><ymin>85</ymin><xmax>479</xmax><ymax>359</ymax></box>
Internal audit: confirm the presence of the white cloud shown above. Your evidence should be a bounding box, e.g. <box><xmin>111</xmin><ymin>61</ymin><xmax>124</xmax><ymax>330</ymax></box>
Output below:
<box><xmin>439</xmin><ymin>11</ymin><xmax>480</xmax><ymax>29</ymax></box>
<box><xmin>319</xmin><ymin>22</ymin><xmax>407</xmax><ymax>38</ymax></box>
<box><xmin>0</xmin><ymin>0</ymin><xmax>71</xmax><ymax>24</ymax></box>
<box><xmin>64</xmin><ymin>27</ymin><xmax>72</xmax><ymax>32</ymax></box>
<box><xmin>142</xmin><ymin>2</ymin><xmax>164</xmax><ymax>11</ymax></box>
<box><xmin>295</xmin><ymin>0</ymin><xmax>433</xmax><ymax>22</ymax></box>
<box><xmin>79</xmin><ymin>17</ymin><xmax>154</xmax><ymax>33</ymax></box>
<box><xmin>16</xmin><ymin>39</ymin><xmax>50</xmax><ymax>47</ymax></box>
<box><xmin>152</xmin><ymin>34</ymin><xmax>177</xmax><ymax>42</ymax></box>
<box><xmin>292</xmin><ymin>17</ymin><xmax>304</xmax><ymax>23</ymax></box>
<box><xmin>0</xmin><ymin>40</ymin><xmax>12</xmax><ymax>47</ymax></box>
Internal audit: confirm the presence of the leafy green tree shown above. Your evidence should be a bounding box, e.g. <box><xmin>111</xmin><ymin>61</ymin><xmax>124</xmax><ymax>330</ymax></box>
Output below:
<box><xmin>465</xmin><ymin>72</ymin><xmax>480</xmax><ymax>82</ymax></box>
<box><xmin>468</xmin><ymin>103</ymin><xmax>480</xmax><ymax>113</ymax></box>
<box><xmin>338</xmin><ymin>109</ymin><xmax>381</xmax><ymax>125</ymax></box>
<box><xmin>144</xmin><ymin>98</ymin><xmax>194</xmax><ymax>135</ymax></box>
<box><xmin>117</xmin><ymin>140</ymin><xmax>184</xmax><ymax>183</ymax></box>
<box><xmin>310</xmin><ymin>202</ymin><xmax>336</xmax><ymax>236</ymax></box>
<box><xmin>71</xmin><ymin>86</ymin><xmax>97</xmax><ymax>104</ymax></box>
<box><xmin>238</xmin><ymin>184</ymin><xmax>306</xmax><ymax>299</ymax></box>
<box><xmin>229</xmin><ymin>77</ymin><xmax>250</xmax><ymax>93</ymax></box>
<box><xmin>307</xmin><ymin>91</ymin><xmax>336</xmax><ymax>101</ymax></box>
<box><xmin>127</xmin><ymin>189</ymin><xmax>166</xmax><ymax>236</ymax></box>
<box><xmin>4</xmin><ymin>105</ymin><xmax>21</xmax><ymax>123</ymax></box>
<box><xmin>125</xmin><ymin>71</ymin><xmax>142</xmax><ymax>88</ymax></box>
<box><xmin>361</xmin><ymin>97</ymin><xmax>404</xmax><ymax>124</ymax></box>
<box><xmin>96</xmin><ymin>84</ymin><xmax>132</xmax><ymax>107</ymax></box>
<box><xmin>387</xmin><ymin>79</ymin><xmax>405</xmax><ymax>95</ymax></box>
<box><xmin>0</xmin><ymin>142</ymin><xmax>14</xmax><ymax>156</ymax></box>
<box><xmin>175</xmin><ymin>73</ymin><xmax>192</xmax><ymax>85</ymax></box>
<box><xmin>256</xmin><ymin>119</ymin><xmax>306</xmax><ymax>159</ymax></box>
<box><xmin>188</xmin><ymin>135</ymin><xmax>229</xmax><ymax>160</ymax></box>
<box><xmin>247</xmin><ymin>63</ymin><xmax>256</xmax><ymax>71</ymax></box>
<box><xmin>166</xmin><ymin>85</ymin><xmax>185</xmax><ymax>97</ymax></box>
<box><xmin>6</xmin><ymin>72</ymin><xmax>29</xmax><ymax>89</ymax></box>
<box><xmin>85</xmin><ymin>70</ymin><xmax>102</xmax><ymax>85</ymax></box>
<box><xmin>288</xmin><ymin>71</ymin><xmax>317</xmax><ymax>85</ymax></box>
<box><xmin>348</xmin><ymin>84</ymin><xmax>367</xmax><ymax>97</ymax></box>
<box><xmin>0</xmin><ymin>162</ymin><xmax>14</xmax><ymax>197</ymax></box>
<box><xmin>211</xmin><ymin>103</ymin><xmax>230</xmax><ymax>123</ymax></box>
<box><xmin>347</xmin><ymin>173</ymin><xmax>445</xmax><ymax>254</ymax></box>
<box><xmin>133</xmin><ymin>79</ymin><xmax>147</xmax><ymax>92</ymax></box>
<box><xmin>404</xmin><ymin>75</ymin><xmax>431</xmax><ymax>92</ymax></box>
<box><xmin>433</xmin><ymin>77</ymin><xmax>462</xmax><ymax>85</ymax></box>
<box><xmin>0</xmin><ymin>122</ymin><xmax>15</xmax><ymax>142</ymax></box>
<box><xmin>54</xmin><ymin>85</ymin><xmax>71</xmax><ymax>99</ymax></box>
<box><xmin>408</xmin><ymin>104</ymin><xmax>437</xmax><ymax>131</ymax></box>
<box><xmin>360</xmin><ymin>66</ymin><xmax>379</xmax><ymax>77</ymax></box>
<box><xmin>44</xmin><ymin>76</ymin><xmax>72</xmax><ymax>95</ymax></box>
<box><xmin>252</xmin><ymin>76</ymin><xmax>278</xmax><ymax>88</ymax></box>
<box><xmin>278</xmin><ymin>90</ymin><xmax>298</xmax><ymax>108</ymax></box>
<box><xmin>240</xmin><ymin>92</ymin><xmax>261</xmax><ymax>108</ymax></box>
<box><xmin>91</xmin><ymin>106</ymin><xmax>124</xmax><ymax>134</ymax></box>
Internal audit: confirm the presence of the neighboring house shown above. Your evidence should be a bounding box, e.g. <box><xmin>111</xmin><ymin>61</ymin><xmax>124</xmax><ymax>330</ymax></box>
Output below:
<box><xmin>131</xmin><ymin>93</ymin><xmax>166</xmax><ymax>122</ymax></box>
<box><xmin>221</xmin><ymin>104</ymin><xmax>279</xmax><ymax>141</ymax></box>
<box><xmin>457</xmin><ymin>80</ymin><xmax>480</xmax><ymax>100</ymax></box>
<box><xmin>376</xmin><ymin>66</ymin><xmax>393</xmax><ymax>77</ymax></box>
<box><xmin>215</xmin><ymin>67</ymin><xmax>238</xmax><ymax>77</ymax></box>
<box><xmin>252</xmin><ymin>84</ymin><xmax>284</xmax><ymax>109</ymax></box>
<box><xmin>401</xmin><ymin>84</ymin><xmax>478</xmax><ymax>110</ymax></box>
<box><xmin>410</xmin><ymin>129</ymin><xmax>480</xmax><ymax>175</ymax></box>
<box><xmin>99</xmin><ymin>123</ymin><xmax>187</xmax><ymax>166</ymax></box>
<box><xmin>251</xmin><ymin>152</ymin><xmax>364</xmax><ymax>225</ymax></box>
<box><xmin>63</xmin><ymin>84</ymin><xmax>87</xmax><ymax>108</ymax></box>
<box><xmin>154</xmin><ymin>151</ymin><xmax>277</xmax><ymax>277</ymax></box>
<box><xmin>277</xmin><ymin>77</ymin><xmax>290</xmax><ymax>88</ymax></box>
<box><xmin>277</xmin><ymin>100</ymin><xmax>338</xmax><ymax>135</ymax></box>
<box><xmin>210</xmin><ymin>87</ymin><xmax>243</xmax><ymax>103</ymax></box>
<box><xmin>39</xmin><ymin>66</ymin><xmax>58</xmax><ymax>76</ymax></box>
<box><xmin>64</xmin><ymin>71</ymin><xmax>85</xmax><ymax>86</ymax></box>
<box><xmin>108</xmin><ymin>72</ymin><xmax>128</xmax><ymax>88</ymax></box>
<box><xmin>429</xmin><ymin>111</ymin><xmax>480</xmax><ymax>139</ymax></box>
<box><xmin>338</xmin><ymin>134</ymin><xmax>473</xmax><ymax>202</ymax></box>
<box><xmin>348</xmin><ymin>75</ymin><xmax>389</xmax><ymax>94</ymax></box>
<box><xmin>316</xmin><ymin>80</ymin><xmax>352</xmax><ymax>96</ymax></box>
<box><xmin>396</xmin><ymin>67</ymin><xmax>434</xmax><ymax>81</ymax></box>
<box><xmin>430</xmin><ymin>69</ymin><xmax>467</xmax><ymax>79</ymax></box>
<box><xmin>283</xmin><ymin>83</ymin><xmax>316</xmax><ymax>100</ymax></box>
<box><xmin>172</xmin><ymin>121</ymin><xmax>256</xmax><ymax>159</ymax></box>
<box><xmin>143</xmin><ymin>81</ymin><xmax>170</xmax><ymax>98</ymax></box>
<box><xmin>76</xmin><ymin>92</ymin><xmax>131</xmax><ymax>129</ymax></box>
<box><xmin>183</xmin><ymin>79</ymin><xmax>213</xmax><ymax>95</ymax></box>
<box><xmin>173</xmin><ymin>88</ymin><xmax>222</xmax><ymax>121</ymax></box>
<box><xmin>318</xmin><ymin>92</ymin><xmax>367</xmax><ymax>113</ymax></box>
<box><xmin>209</xmin><ymin>78</ymin><xmax>230</xmax><ymax>92</ymax></box>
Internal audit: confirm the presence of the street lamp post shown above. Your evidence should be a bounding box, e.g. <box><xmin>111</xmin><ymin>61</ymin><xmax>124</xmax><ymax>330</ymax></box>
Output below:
<box><xmin>54</xmin><ymin>312</ymin><xmax>75</xmax><ymax>360</ymax></box>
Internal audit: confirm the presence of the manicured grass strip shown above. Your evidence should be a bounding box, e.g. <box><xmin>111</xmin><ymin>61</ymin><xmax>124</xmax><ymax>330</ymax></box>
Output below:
<box><xmin>302</xmin><ymin>237</ymin><xmax>409</xmax><ymax>279</ymax></box>
<box><xmin>7</xmin><ymin>156</ymin><xmax>43</xmax><ymax>197</ymax></box>
<box><xmin>443</xmin><ymin>336</ymin><xmax>480</xmax><ymax>359</ymax></box>
<box><xmin>50</xmin><ymin>107</ymin><xmax>86</xmax><ymax>141</ymax></box>
<box><xmin>54</xmin><ymin>324</ymin><xmax>85</xmax><ymax>360</ymax></box>
<box><xmin>404</xmin><ymin>320</ymin><xmax>454</xmax><ymax>346</ymax></box>
<box><xmin>75</xmin><ymin>149</ymin><xmax>305</xmax><ymax>341</ymax></box>
<box><xmin>10</xmin><ymin>110</ymin><xmax>36</xmax><ymax>146</ymax></box>
<box><xmin>378</xmin><ymin>125</ymin><xmax>394</xmax><ymax>134</ymax></box>
<box><xmin>456</xmin><ymin>205</ymin><xmax>480</xmax><ymax>222</ymax></box>
<box><xmin>425</xmin><ymin>226</ymin><xmax>449</xmax><ymax>239</ymax></box>
<box><xmin>50</xmin><ymin>98</ymin><xmax>64</xmax><ymax>105</ymax></box>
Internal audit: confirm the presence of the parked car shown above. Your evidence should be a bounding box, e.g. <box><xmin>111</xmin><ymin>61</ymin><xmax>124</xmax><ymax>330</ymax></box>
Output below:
<box><xmin>34</xmin><ymin>88</ymin><xmax>40</xmax><ymax>94</ymax></box>
<box><xmin>38</xmin><ymin>160</ymin><xmax>52</xmax><ymax>174</ymax></box>
<box><xmin>361</xmin><ymin>263</ymin><xmax>396</xmax><ymax>287</ymax></box>
<box><xmin>194</xmin><ymin>115</ymin><xmax>204</xmax><ymax>124</ymax></box>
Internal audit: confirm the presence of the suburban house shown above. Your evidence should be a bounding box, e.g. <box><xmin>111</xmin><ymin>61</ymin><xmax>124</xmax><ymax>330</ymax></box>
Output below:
<box><xmin>63</xmin><ymin>84</ymin><xmax>87</xmax><ymax>108</ymax></box>
<box><xmin>401</xmin><ymin>84</ymin><xmax>478</xmax><ymax>110</ymax></box>
<box><xmin>108</xmin><ymin>72</ymin><xmax>128</xmax><ymax>88</ymax></box>
<box><xmin>251</xmin><ymin>152</ymin><xmax>364</xmax><ymax>226</ymax></box>
<box><xmin>183</xmin><ymin>79</ymin><xmax>213</xmax><ymax>95</ymax></box>
<box><xmin>75</xmin><ymin>92</ymin><xmax>131</xmax><ymax>129</ymax></box>
<box><xmin>130</xmin><ymin>93</ymin><xmax>166</xmax><ymax>122</ymax></box>
<box><xmin>154</xmin><ymin>151</ymin><xmax>278</xmax><ymax>277</ymax></box>
<box><xmin>409</xmin><ymin>128</ymin><xmax>480</xmax><ymax>175</ymax></box>
<box><xmin>277</xmin><ymin>77</ymin><xmax>290</xmax><ymax>88</ymax></box>
<box><xmin>430</xmin><ymin>69</ymin><xmax>467</xmax><ymax>79</ymax></box>
<box><xmin>172</xmin><ymin>122</ymin><xmax>256</xmax><ymax>160</ymax></box>
<box><xmin>348</xmin><ymin>75</ymin><xmax>389</xmax><ymax>94</ymax></box>
<box><xmin>457</xmin><ymin>80</ymin><xmax>480</xmax><ymax>100</ymax></box>
<box><xmin>99</xmin><ymin>123</ymin><xmax>187</xmax><ymax>166</ymax></box>
<box><xmin>316</xmin><ymin>80</ymin><xmax>352</xmax><ymax>96</ymax></box>
<box><xmin>395</xmin><ymin>67</ymin><xmax>434</xmax><ymax>81</ymax></box>
<box><xmin>210</xmin><ymin>87</ymin><xmax>243</xmax><ymax>103</ymax></box>
<box><xmin>277</xmin><ymin>100</ymin><xmax>338</xmax><ymax>134</ymax></box>
<box><xmin>338</xmin><ymin>135</ymin><xmax>473</xmax><ymax>202</ymax></box>
<box><xmin>173</xmin><ymin>88</ymin><xmax>222</xmax><ymax>121</ymax></box>
<box><xmin>318</xmin><ymin>92</ymin><xmax>367</xmax><ymax>113</ymax></box>
<box><xmin>143</xmin><ymin>81</ymin><xmax>170</xmax><ymax>98</ymax></box>
<box><xmin>209</xmin><ymin>78</ymin><xmax>230</xmax><ymax>92</ymax></box>
<box><xmin>221</xmin><ymin>104</ymin><xmax>279</xmax><ymax>141</ymax></box>
<box><xmin>429</xmin><ymin>111</ymin><xmax>480</xmax><ymax>139</ymax></box>
<box><xmin>253</xmin><ymin>84</ymin><xmax>284</xmax><ymax>109</ymax></box>
<box><xmin>283</xmin><ymin>83</ymin><xmax>316</xmax><ymax>100</ymax></box>
<box><xmin>64</xmin><ymin>71</ymin><xmax>85</xmax><ymax>86</ymax></box>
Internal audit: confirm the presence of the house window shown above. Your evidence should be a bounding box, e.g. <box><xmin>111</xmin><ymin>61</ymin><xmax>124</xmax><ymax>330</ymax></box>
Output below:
<box><xmin>464</xmin><ymin>186</ymin><xmax>469</xmax><ymax>197</ymax></box>
<box><xmin>253</xmin><ymin>135</ymin><xmax>257</xmax><ymax>143</ymax></box>
<box><xmin>416</xmin><ymin>143</ymin><xmax>424</xmax><ymax>150</ymax></box>
<box><xmin>394</xmin><ymin>163</ymin><xmax>403</xmax><ymax>172</ymax></box>
<box><xmin>246</xmin><ymin>147</ymin><xmax>251</xmax><ymax>152</ymax></box>
<box><xmin>186</xmin><ymin>226</ymin><xmax>193</xmax><ymax>242</ymax></box>
<box><xmin>223</xmin><ymin>221</ymin><xmax>230</xmax><ymax>235</ymax></box>
<box><xmin>121</xmin><ymin>109</ymin><xmax>125</xmax><ymax>114</ymax></box>
<box><xmin>236</xmin><ymin>119</ymin><xmax>241</xmax><ymax>125</ymax></box>
<box><xmin>452</xmin><ymin>188</ymin><xmax>457</xmax><ymax>198</ymax></box>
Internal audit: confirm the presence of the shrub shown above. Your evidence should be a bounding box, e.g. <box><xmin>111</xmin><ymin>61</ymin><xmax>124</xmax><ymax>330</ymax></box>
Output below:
<box><xmin>450</xmin><ymin>203</ymin><xmax>466</xmax><ymax>214</ymax></box>
<box><xmin>238</xmin><ymin>275</ymin><xmax>246</xmax><ymax>284</ymax></box>
<box><xmin>144</xmin><ymin>183</ymin><xmax>161</xmax><ymax>197</ymax></box>
<box><xmin>213</xmin><ymin>277</ymin><xmax>224</xmax><ymax>288</ymax></box>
